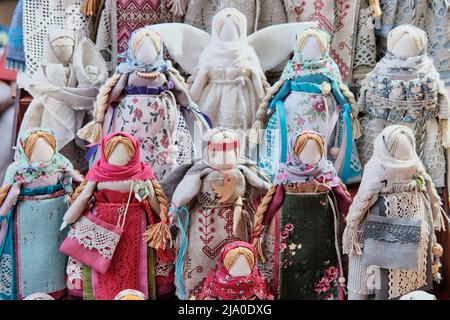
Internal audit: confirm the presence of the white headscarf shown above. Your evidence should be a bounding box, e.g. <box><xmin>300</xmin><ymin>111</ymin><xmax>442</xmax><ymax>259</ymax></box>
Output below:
<box><xmin>197</xmin><ymin>7</ymin><xmax>263</xmax><ymax>75</ymax></box>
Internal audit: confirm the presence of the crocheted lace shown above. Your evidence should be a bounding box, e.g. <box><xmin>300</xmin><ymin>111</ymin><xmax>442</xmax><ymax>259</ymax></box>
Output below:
<box><xmin>0</xmin><ymin>254</ymin><xmax>12</xmax><ymax>296</ymax></box>
<box><xmin>68</xmin><ymin>215</ymin><xmax>120</xmax><ymax>260</ymax></box>
<box><xmin>66</xmin><ymin>257</ymin><xmax>84</xmax><ymax>288</ymax></box>
<box><xmin>383</xmin><ymin>191</ymin><xmax>429</xmax><ymax>299</ymax></box>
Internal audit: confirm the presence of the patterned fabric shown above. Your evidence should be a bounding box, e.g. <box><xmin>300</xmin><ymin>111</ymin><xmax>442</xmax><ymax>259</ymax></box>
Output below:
<box><xmin>285</xmin><ymin>0</ymin><xmax>360</xmax><ymax>82</ymax></box>
<box><xmin>105</xmin><ymin>92</ymin><xmax>188</xmax><ymax>180</ymax></box>
<box><xmin>5</xmin><ymin>0</ymin><xmax>25</xmax><ymax>71</ymax></box>
<box><xmin>262</xmin><ymin>192</ymin><xmax>345</xmax><ymax>300</ymax></box>
<box><xmin>15</xmin><ymin>184</ymin><xmax>69</xmax><ymax>299</ymax></box>
<box><xmin>0</xmin><ymin>209</ymin><xmax>16</xmax><ymax>300</ymax></box>
<box><xmin>86</xmin><ymin>189</ymin><xmax>153</xmax><ymax>300</ymax></box>
<box><xmin>4</xmin><ymin>128</ymin><xmax>74</xmax><ymax>185</ymax></box>
<box><xmin>357</xmin><ymin>51</ymin><xmax>448</xmax><ymax>187</ymax></box>
<box><xmin>23</xmin><ymin>0</ymin><xmax>92</xmax><ymax>77</ymax></box>
<box><xmin>116</xmin><ymin>0</ymin><xmax>173</xmax><ymax>57</ymax></box>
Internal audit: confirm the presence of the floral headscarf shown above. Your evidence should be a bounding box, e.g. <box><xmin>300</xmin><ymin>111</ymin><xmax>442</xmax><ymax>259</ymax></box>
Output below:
<box><xmin>3</xmin><ymin>128</ymin><xmax>73</xmax><ymax>185</ymax></box>
<box><xmin>281</xmin><ymin>27</ymin><xmax>342</xmax><ymax>82</ymax></box>
<box><xmin>275</xmin><ymin>131</ymin><xmax>340</xmax><ymax>187</ymax></box>
<box><xmin>199</xmin><ymin>241</ymin><xmax>273</xmax><ymax>300</ymax></box>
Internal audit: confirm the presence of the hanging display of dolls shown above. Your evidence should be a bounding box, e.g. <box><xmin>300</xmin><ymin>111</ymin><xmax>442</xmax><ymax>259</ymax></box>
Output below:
<box><xmin>0</xmin><ymin>128</ymin><xmax>81</xmax><ymax>300</ymax></box>
<box><xmin>343</xmin><ymin>125</ymin><xmax>447</xmax><ymax>300</ymax></box>
<box><xmin>59</xmin><ymin>132</ymin><xmax>173</xmax><ymax>300</ymax></box>
<box><xmin>356</xmin><ymin>24</ymin><xmax>449</xmax><ymax>188</ymax></box>
<box><xmin>20</xmin><ymin>29</ymin><xmax>107</xmax><ymax>172</ymax></box>
<box><xmin>151</xmin><ymin>10</ymin><xmax>316</xmax><ymax>132</ymax></box>
<box><xmin>253</xmin><ymin>27</ymin><xmax>362</xmax><ymax>184</ymax></box>
<box><xmin>162</xmin><ymin>128</ymin><xmax>271</xmax><ymax>300</ymax></box>
<box><xmin>78</xmin><ymin>27</ymin><xmax>209</xmax><ymax>180</ymax></box>
<box><xmin>251</xmin><ymin>131</ymin><xmax>352</xmax><ymax>300</ymax></box>
<box><xmin>198</xmin><ymin>241</ymin><xmax>273</xmax><ymax>300</ymax></box>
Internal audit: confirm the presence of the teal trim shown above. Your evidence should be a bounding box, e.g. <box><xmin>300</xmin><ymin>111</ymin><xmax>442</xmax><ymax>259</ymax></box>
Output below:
<box><xmin>290</xmin><ymin>81</ymin><xmax>322</xmax><ymax>94</ymax></box>
<box><xmin>277</xmin><ymin>100</ymin><xmax>288</xmax><ymax>163</ymax></box>
<box><xmin>341</xmin><ymin>104</ymin><xmax>353</xmax><ymax>183</ymax></box>
<box><xmin>20</xmin><ymin>183</ymin><xmax>64</xmax><ymax>197</ymax></box>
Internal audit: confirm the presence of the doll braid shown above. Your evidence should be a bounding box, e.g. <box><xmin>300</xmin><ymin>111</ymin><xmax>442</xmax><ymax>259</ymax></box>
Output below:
<box><xmin>71</xmin><ymin>180</ymin><xmax>88</xmax><ymax>202</ymax></box>
<box><xmin>169</xmin><ymin>67</ymin><xmax>189</xmax><ymax>91</ymax></box>
<box><xmin>250</xmin><ymin>79</ymin><xmax>286</xmax><ymax>145</ymax></box>
<box><xmin>77</xmin><ymin>73</ymin><xmax>122</xmax><ymax>144</ymax></box>
<box><xmin>24</xmin><ymin>131</ymin><xmax>56</xmax><ymax>159</ymax></box>
<box><xmin>339</xmin><ymin>82</ymin><xmax>362</xmax><ymax>140</ymax></box>
<box><xmin>223</xmin><ymin>247</ymin><xmax>255</xmax><ymax>271</ymax></box>
<box><xmin>0</xmin><ymin>184</ymin><xmax>12</xmax><ymax>207</ymax></box>
<box><xmin>80</xmin><ymin>0</ymin><xmax>101</xmax><ymax>17</ymax></box>
<box><xmin>251</xmin><ymin>185</ymin><xmax>278</xmax><ymax>263</ymax></box>
<box><xmin>144</xmin><ymin>179</ymin><xmax>173</xmax><ymax>257</ymax></box>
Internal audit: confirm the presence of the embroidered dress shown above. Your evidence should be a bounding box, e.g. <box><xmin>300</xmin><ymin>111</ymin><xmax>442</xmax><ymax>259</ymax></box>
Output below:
<box><xmin>253</xmin><ymin>131</ymin><xmax>352</xmax><ymax>300</ymax></box>
<box><xmin>344</xmin><ymin>125</ymin><xmax>445</xmax><ymax>300</ymax></box>
<box><xmin>356</xmin><ymin>28</ymin><xmax>449</xmax><ymax>187</ymax></box>
<box><xmin>257</xmin><ymin>28</ymin><xmax>362</xmax><ymax>184</ymax></box>
<box><xmin>0</xmin><ymin>129</ymin><xmax>76</xmax><ymax>300</ymax></box>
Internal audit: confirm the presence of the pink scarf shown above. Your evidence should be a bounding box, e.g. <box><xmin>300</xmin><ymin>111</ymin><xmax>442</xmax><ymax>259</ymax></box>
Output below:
<box><xmin>199</xmin><ymin>241</ymin><xmax>273</xmax><ymax>300</ymax></box>
<box><xmin>85</xmin><ymin>132</ymin><xmax>155</xmax><ymax>182</ymax></box>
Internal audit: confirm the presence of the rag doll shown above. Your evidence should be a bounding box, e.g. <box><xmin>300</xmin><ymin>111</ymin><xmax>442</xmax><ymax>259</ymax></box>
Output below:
<box><xmin>198</xmin><ymin>241</ymin><xmax>273</xmax><ymax>300</ymax></box>
<box><xmin>151</xmin><ymin>12</ymin><xmax>316</xmax><ymax>133</ymax></box>
<box><xmin>20</xmin><ymin>29</ymin><xmax>107</xmax><ymax>172</ymax></box>
<box><xmin>0</xmin><ymin>128</ymin><xmax>81</xmax><ymax>300</ymax></box>
<box><xmin>343</xmin><ymin>125</ymin><xmax>447</xmax><ymax>300</ymax></box>
<box><xmin>60</xmin><ymin>132</ymin><xmax>173</xmax><ymax>300</ymax></box>
<box><xmin>357</xmin><ymin>24</ymin><xmax>450</xmax><ymax>188</ymax></box>
<box><xmin>114</xmin><ymin>289</ymin><xmax>146</xmax><ymax>300</ymax></box>
<box><xmin>78</xmin><ymin>27</ymin><xmax>209</xmax><ymax>180</ymax></box>
<box><xmin>252</xmin><ymin>131</ymin><xmax>352</xmax><ymax>300</ymax></box>
<box><xmin>254</xmin><ymin>27</ymin><xmax>362</xmax><ymax>184</ymax></box>
<box><xmin>162</xmin><ymin>128</ymin><xmax>271</xmax><ymax>300</ymax></box>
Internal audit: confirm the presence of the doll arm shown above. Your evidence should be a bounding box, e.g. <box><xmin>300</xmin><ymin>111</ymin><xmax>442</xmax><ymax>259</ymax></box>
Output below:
<box><xmin>437</xmin><ymin>79</ymin><xmax>450</xmax><ymax>148</ymax></box>
<box><xmin>107</xmin><ymin>73</ymin><xmax>129</xmax><ymax>104</ymax></box>
<box><xmin>60</xmin><ymin>181</ymin><xmax>97</xmax><ymax>230</ymax></box>
<box><xmin>189</xmin><ymin>68</ymin><xmax>209</xmax><ymax>102</ymax></box>
<box><xmin>0</xmin><ymin>183</ymin><xmax>21</xmax><ymax>217</ymax></box>
<box><xmin>145</xmin><ymin>179</ymin><xmax>160</xmax><ymax>215</ymax></box>
<box><xmin>332</xmin><ymin>181</ymin><xmax>353</xmax><ymax>217</ymax></box>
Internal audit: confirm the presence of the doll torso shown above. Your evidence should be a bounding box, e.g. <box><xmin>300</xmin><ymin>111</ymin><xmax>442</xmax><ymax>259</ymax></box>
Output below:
<box><xmin>105</xmin><ymin>72</ymin><xmax>193</xmax><ymax>180</ymax></box>
<box><xmin>196</xmin><ymin>67</ymin><xmax>260</xmax><ymax>130</ymax></box>
<box><xmin>182</xmin><ymin>169</ymin><xmax>249</xmax><ymax>298</ymax></box>
<box><xmin>348</xmin><ymin>184</ymin><xmax>433</xmax><ymax>300</ymax></box>
<box><xmin>358</xmin><ymin>70</ymin><xmax>445</xmax><ymax>187</ymax></box>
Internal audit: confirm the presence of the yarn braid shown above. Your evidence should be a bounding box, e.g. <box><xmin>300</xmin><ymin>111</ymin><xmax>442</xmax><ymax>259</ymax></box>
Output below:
<box><xmin>0</xmin><ymin>184</ymin><xmax>12</xmax><ymax>207</ymax></box>
<box><xmin>77</xmin><ymin>73</ymin><xmax>122</xmax><ymax>144</ymax></box>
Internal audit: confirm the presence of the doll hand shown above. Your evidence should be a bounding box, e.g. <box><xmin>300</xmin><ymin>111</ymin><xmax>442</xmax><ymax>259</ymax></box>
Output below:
<box><xmin>60</xmin><ymin>220</ymin><xmax>69</xmax><ymax>231</ymax></box>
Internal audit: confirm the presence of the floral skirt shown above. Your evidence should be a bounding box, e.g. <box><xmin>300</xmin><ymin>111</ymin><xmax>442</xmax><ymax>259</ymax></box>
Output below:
<box><xmin>260</xmin><ymin>192</ymin><xmax>344</xmax><ymax>300</ymax></box>
<box><xmin>104</xmin><ymin>93</ymin><xmax>194</xmax><ymax>180</ymax></box>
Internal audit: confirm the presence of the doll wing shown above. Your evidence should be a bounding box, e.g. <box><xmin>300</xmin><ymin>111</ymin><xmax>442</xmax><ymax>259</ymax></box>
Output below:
<box><xmin>149</xmin><ymin>23</ymin><xmax>211</xmax><ymax>74</ymax></box>
<box><xmin>248</xmin><ymin>22</ymin><xmax>318</xmax><ymax>72</ymax></box>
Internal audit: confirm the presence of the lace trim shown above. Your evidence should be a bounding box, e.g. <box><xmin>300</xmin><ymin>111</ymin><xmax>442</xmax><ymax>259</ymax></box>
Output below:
<box><xmin>363</xmin><ymin>219</ymin><xmax>421</xmax><ymax>244</ymax></box>
<box><xmin>66</xmin><ymin>257</ymin><xmax>84</xmax><ymax>288</ymax></box>
<box><xmin>155</xmin><ymin>261</ymin><xmax>174</xmax><ymax>277</ymax></box>
<box><xmin>0</xmin><ymin>254</ymin><xmax>12</xmax><ymax>296</ymax></box>
<box><xmin>383</xmin><ymin>192</ymin><xmax>429</xmax><ymax>299</ymax></box>
<box><xmin>68</xmin><ymin>215</ymin><xmax>120</xmax><ymax>260</ymax></box>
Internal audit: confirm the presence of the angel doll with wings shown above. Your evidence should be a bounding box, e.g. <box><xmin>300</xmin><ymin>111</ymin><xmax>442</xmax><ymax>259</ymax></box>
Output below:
<box><xmin>152</xmin><ymin>8</ymin><xmax>316</xmax><ymax>133</ymax></box>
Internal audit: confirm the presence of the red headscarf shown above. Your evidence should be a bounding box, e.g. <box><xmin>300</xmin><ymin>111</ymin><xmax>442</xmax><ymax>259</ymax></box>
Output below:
<box><xmin>85</xmin><ymin>132</ymin><xmax>155</xmax><ymax>182</ymax></box>
<box><xmin>199</xmin><ymin>241</ymin><xmax>273</xmax><ymax>300</ymax></box>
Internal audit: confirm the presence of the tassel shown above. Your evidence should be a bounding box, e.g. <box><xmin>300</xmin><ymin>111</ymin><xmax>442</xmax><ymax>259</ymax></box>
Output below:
<box><xmin>342</xmin><ymin>227</ymin><xmax>363</xmax><ymax>256</ymax></box>
<box><xmin>80</xmin><ymin>0</ymin><xmax>101</xmax><ymax>17</ymax></box>
<box><xmin>352</xmin><ymin>114</ymin><xmax>362</xmax><ymax>140</ymax></box>
<box><xmin>368</xmin><ymin>0</ymin><xmax>382</xmax><ymax>17</ymax></box>
<box><xmin>170</xmin><ymin>0</ymin><xmax>187</xmax><ymax>16</ymax></box>
<box><xmin>77</xmin><ymin>121</ymin><xmax>103</xmax><ymax>144</ymax></box>
<box><xmin>144</xmin><ymin>221</ymin><xmax>173</xmax><ymax>251</ymax></box>
<box><xmin>440</xmin><ymin>119</ymin><xmax>450</xmax><ymax>148</ymax></box>
<box><xmin>433</xmin><ymin>203</ymin><xmax>449</xmax><ymax>232</ymax></box>
<box><xmin>249</xmin><ymin>120</ymin><xmax>264</xmax><ymax>146</ymax></box>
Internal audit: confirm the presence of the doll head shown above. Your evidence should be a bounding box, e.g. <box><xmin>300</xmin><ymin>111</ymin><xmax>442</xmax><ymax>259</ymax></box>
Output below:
<box><xmin>293</xmin><ymin>131</ymin><xmax>325</xmax><ymax>167</ymax></box>
<box><xmin>387</xmin><ymin>25</ymin><xmax>427</xmax><ymax>58</ymax></box>
<box><xmin>212</xmin><ymin>8</ymin><xmax>246</xmax><ymax>43</ymax></box>
<box><xmin>295</xmin><ymin>28</ymin><xmax>329</xmax><ymax>60</ymax></box>
<box><xmin>47</xmin><ymin>29</ymin><xmax>76</xmax><ymax>65</ymax></box>
<box><xmin>114</xmin><ymin>289</ymin><xmax>146</xmax><ymax>300</ymax></box>
<box><xmin>380</xmin><ymin>125</ymin><xmax>416</xmax><ymax>161</ymax></box>
<box><xmin>206</xmin><ymin>129</ymin><xmax>239</xmax><ymax>171</ymax></box>
<box><xmin>23</xmin><ymin>293</ymin><xmax>55</xmax><ymax>300</ymax></box>
<box><xmin>103</xmin><ymin>134</ymin><xmax>136</xmax><ymax>166</ymax></box>
<box><xmin>223</xmin><ymin>244</ymin><xmax>255</xmax><ymax>277</ymax></box>
<box><xmin>22</xmin><ymin>129</ymin><xmax>57</xmax><ymax>163</ymax></box>
<box><xmin>130</xmin><ymin>27</ymin><xmax>162</xmax><ymax>65</ymax></box>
